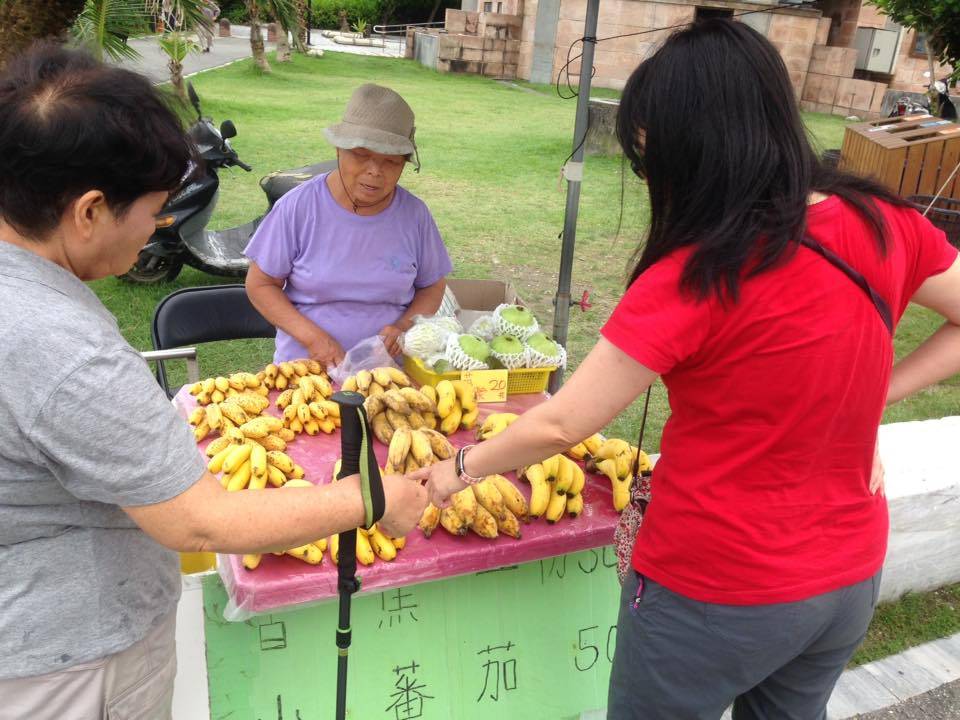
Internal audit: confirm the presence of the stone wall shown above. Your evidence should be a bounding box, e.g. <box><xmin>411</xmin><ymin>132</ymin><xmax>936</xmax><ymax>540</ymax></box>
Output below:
<box><xmin>431</xmin><ymin>9</ymin><xmax>522</xmax><ymax>79</ymax></box>
<box><xmin>801</xmin><ymin>45</ymin><xmax>888</xmax><ymax>118</ymax></box>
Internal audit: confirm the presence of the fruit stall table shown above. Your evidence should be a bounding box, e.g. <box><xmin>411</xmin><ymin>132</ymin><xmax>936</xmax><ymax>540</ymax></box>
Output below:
<box><xmin>177</xmin><ymin>387</ymin><xmax>625</xmax><ymax>720</ymax></box>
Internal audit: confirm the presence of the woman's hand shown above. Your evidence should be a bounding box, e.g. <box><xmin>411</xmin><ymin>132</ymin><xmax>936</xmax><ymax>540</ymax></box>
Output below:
<box><xmin>305</xmin><ymin>328</ymin><xmax>345</xmax><ymax>369</ymax></box>
<box><xmin>379</xmin><ymin>474</ymin><xmax>430</xmax><ymax>536</ymax></box>
<box><xmin>379</xmin><ymin>324</ymin><xmax>403</xmax><ymax>356</ymax></box>
<box><xmin>408</xmin><ymin>459</ymin><xmax>466</xmax><ymax>509</ymax></box>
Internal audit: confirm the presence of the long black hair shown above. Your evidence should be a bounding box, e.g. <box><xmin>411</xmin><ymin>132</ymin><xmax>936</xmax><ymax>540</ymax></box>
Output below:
<box><xmin>617</xmin><ymin>19</ymin><xmax>909</xmax><ymax>301</ymax></box>
<box><xmin>0</xmin><ymin>44</ymin><xmax>193</xmax><ymax>241</ymax></box>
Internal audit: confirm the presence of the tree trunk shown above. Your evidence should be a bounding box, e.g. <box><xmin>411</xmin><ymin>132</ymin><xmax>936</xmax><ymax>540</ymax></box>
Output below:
<box><xmin>276</xmin><ymin>29</ymin><xmax>292</xmax><ymax>62</ymax></box>
<box><xmin>296</xmin><ymin>0</ymin><xmax>308</xmax><ymax>49</ymax></box>
<box><xmin>0</xmin><ymin>0</ymin><xmax>86</xmax><ymax>69</ymax></box>
<box><xmin>168</xmin><ymin>57</ymin><xmax>187</xmax><ymax>102</ymax></box>
<box><xmin>927</xmin><ymin>46</ymin><xmax>940</xmax><ymax>115</ymax></box>
<box><xmin>247</xmin><ymin>2</ymin><xmax>271</xmax><ymax>73</ymax></box>
<box><xmin>427</xmin><ymin>0</ymin><xmax>444</xmax><ymax>25</ymax></box>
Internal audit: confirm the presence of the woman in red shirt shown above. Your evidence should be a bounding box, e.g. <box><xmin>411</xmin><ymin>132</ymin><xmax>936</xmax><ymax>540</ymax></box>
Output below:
<box><xmin>412</xmin><ymin>19</ymin><xmax>960</xmax><ymax>719</ymax></box>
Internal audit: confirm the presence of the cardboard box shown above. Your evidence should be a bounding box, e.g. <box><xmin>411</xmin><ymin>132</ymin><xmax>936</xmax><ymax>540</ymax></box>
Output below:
<box><xmin>442</xmin><ymin>278</ymin><xmax>523</xmax><ymax>330</ymax></box>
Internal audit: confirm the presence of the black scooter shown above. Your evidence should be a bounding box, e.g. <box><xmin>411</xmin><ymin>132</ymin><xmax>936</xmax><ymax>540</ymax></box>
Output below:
<box><xmin>121</xmin><ymin>84</ymin><xmax>336</xmax><ymax>283</ymax></box>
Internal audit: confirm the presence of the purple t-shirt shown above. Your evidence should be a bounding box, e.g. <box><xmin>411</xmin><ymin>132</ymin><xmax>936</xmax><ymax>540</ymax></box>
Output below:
<box><xmin>244</xmin><ymin>173</ymin><xmax>452</xmax><ymax>362</ymax></box>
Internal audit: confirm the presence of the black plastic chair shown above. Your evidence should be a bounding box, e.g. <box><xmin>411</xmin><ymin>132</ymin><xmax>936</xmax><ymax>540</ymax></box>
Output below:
<box><xmin>908</xmin><ymin>195</ymin><xmax>960</xmax><ymax>249</ymax></box>
<box><xmin>146</xmin><ymin>284</ymin><xmax>276</xmax><ymax>397</ymax></box>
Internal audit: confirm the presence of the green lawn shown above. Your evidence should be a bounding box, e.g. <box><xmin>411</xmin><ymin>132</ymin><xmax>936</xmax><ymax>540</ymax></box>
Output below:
<box><xmin>87</xmin><ymin>52</ymin><xmax>960</xmax><ymax>664</ymax></box>
<box><xmin>91</xmin><ymin>51</ymin><xmax>959</xmax><ymax>446</ymax></box>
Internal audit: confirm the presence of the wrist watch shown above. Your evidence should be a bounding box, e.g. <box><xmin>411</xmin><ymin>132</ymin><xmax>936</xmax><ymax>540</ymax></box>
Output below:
<box><xmin>455</xmin><ymin>444</ymin><xmax>484</xmax><ymax>486</ymax></box>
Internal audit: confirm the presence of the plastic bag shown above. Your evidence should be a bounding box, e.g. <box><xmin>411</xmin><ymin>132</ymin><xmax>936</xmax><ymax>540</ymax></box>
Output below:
<box><xmin>328</xmin><ymin>335</ymin><xmax>398</xmax><ymax>384</ymax></box>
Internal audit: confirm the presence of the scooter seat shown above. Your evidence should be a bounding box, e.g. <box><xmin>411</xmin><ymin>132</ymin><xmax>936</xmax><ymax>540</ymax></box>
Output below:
<box><xmin>260</xmin><ymin>160</ymin><xmax>339</xmax><ymax>208</ymax></box>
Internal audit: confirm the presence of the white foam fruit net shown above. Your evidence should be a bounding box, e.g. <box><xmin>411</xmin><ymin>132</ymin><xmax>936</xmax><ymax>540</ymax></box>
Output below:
<box><xmin>443</xmin><ymin>333</ymin><xmax>490</xmax><ymax>371</ymax></box>
<box><xmin>493</xmin><ymin>303</ymin><xmax>540</xmax><ymax>341</ymax></box>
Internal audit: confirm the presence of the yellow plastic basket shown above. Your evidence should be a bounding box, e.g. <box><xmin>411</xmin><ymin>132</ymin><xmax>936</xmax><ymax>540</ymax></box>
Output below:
<box><xmin>403</xmin><ymin>355</ymin><xmax>554</xmax><ymax>395</ymax></box>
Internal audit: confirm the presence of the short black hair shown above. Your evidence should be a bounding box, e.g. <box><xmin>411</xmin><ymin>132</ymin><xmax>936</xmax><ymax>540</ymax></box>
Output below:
<box><xmin>0</xmin><ymin>43</ymin><xmax>193</xmax><ymax>240</ymax></box>
<box><xmin>617</xmin><ymin>19</ymin><xmax>908</xmax><ymax>301</ymax></box>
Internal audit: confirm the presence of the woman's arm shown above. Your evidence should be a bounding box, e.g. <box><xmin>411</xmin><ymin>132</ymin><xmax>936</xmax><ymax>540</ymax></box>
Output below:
<box><xmin>380</xmin><ymin>278</ymin><xmax>447</xmax><ymax>355</ymax></box>
<box><xmin>888</xmin><ymin>257</ymin><xmax>960</xmax><ymax>404</ymax></box>
<box><xmin>411</xmin><ymin>337</ymin><xmax>658</xmax><ymax>505</ymax></box>
<box><xmin>123</xmin><ymin>470</ymin><xmax>427</xmax><ymax>553</ymax></box>
<box><xmin>245</xmin><ymin>261</ymin><xmax>345</xmax><ymax>366</ymax></box>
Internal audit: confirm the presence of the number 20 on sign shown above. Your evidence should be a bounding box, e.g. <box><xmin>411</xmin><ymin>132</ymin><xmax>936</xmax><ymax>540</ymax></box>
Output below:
<box><xmin>461</xmin><ymin>369</ymin><xmax>508</xmax><ymax>403</ymax></box>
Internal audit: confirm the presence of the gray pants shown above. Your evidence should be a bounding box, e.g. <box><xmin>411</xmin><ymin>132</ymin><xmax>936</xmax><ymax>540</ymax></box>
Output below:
<box><xmin>608</xmin><ymin>570</ymin><xmax>881</xmax><ymax>719</ymax></box>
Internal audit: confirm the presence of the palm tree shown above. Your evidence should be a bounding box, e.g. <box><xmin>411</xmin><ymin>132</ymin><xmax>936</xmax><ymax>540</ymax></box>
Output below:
<box><xmin>0</xmin><ymin>0</ymin><xmax>87</xmax><ymax>69</ymax></box>
<box><xmin>72</xmin><ymin>0</ymin><xmax>151</xmax><ymax>62</ymax></box>
<box><xmin>246</xmin><ymin>0</ymin><xmax>304</xmax><ymax>73</ymax></box>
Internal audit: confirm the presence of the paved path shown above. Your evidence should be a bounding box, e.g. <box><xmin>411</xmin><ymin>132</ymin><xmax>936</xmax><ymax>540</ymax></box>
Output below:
<box><xmin>116</xmin><ymin>26</ymin><xmax>404</xmax><ymax>84</ymax></box>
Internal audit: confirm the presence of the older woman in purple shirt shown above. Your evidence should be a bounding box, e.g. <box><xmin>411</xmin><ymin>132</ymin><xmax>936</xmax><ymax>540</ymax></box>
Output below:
<box><xmin>245</xmin><ymin>84</ymin><xmax>452</xmax><ymax>367</ymax></box>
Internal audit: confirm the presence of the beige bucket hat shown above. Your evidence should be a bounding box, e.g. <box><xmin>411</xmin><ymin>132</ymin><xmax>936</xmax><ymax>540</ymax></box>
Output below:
<box><xmin>324</xmin><ymin>84</ymin><xmax>418</xmax><ymax>165</ymax></box>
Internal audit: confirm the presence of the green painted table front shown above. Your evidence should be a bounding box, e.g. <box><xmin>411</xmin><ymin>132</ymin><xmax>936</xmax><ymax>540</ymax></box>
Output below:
<box><xmin>203</xmin><ymin>546</ymin><xmax>623</xmax><ymax>719</ymax></box>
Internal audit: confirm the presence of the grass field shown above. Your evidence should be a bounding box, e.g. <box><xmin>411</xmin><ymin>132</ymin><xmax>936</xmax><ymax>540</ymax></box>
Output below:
<box><xmin>86</xmin><ymin>51</ymin><xmax>960</xmax><ymax>664</ymax></box>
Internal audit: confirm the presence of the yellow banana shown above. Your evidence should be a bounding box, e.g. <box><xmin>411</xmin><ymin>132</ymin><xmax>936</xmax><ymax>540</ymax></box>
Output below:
<box><xmin>304</xmin><ymin>419</ymin><xmax>320</xmax><ymax>435</ymax></box>
<box><xmin>490</xmin><ymin>474</ymin><xmax>529</xmax><ymax>522</ymax></box>
<box><xmin>356</xmin><ymin>370</ymin><xmax>372</xmax><ymax>394</ymax></box>
<box><xmin>266</xmin><ymin>464</ymin><xmax>287</xmax><ymax>487</ymax></box>
<box><xmin>289</xmin><ymin>464</ymin><xmax>305</xmax><ymax>480</ymax></box>
<box><xmin>545</xmin><ymin>482</ymin><xmax>567</xmax><ymax>523</ymax></box>
<box><xmin>554</xmin><ymin>455</ymin><xmax>574</xmax><ymax>495</ymax></box>
<box><xmin>278</xmin><ymin>362</ymin><xmax>295</xmax><ymax>378</ymax></box>
<box><xmin>242</xmin><ymin>554</ymin><xmax>261</xmax><ymax>570</ymax></box>
<box><xmin>367</xmin><ymin>381</ymin><xmax>385</xmax><ymax>396</ymax></box>
<box><xmin>364</xmin><ymin>394</ymin><xmax>386</xmax><ymax>418</ymax></box>
<box><xmin>566</xmin><ymin>442</ymin><xmax>588</xmax><ymax>461</ymax></box>
<box><xmin>470</xmin><ymin>503</ymin><xmax>499</xmax><ymax>539</ymax></box>
<box><xmin>541</xmin><ymin>454</ymin><xmax>560</xmax><ymax>480</ymax></box>
<box><xmin>391</xmin><ymin>535</ymin><xmax>407</xmax><ymax>550</ymax></box>
<box><xmin>188</xmin><ymin>407</ymin><xmax>205</xmax><ymax>426</ymax></box>
<box><xmin>451</xmin><ymin>487</ymin><xmax>477</xmax><ymax>526</ymax></box>
<box><xmin>567</xmin><ymin>459</ymin><xmax>586</xmax><ymax>496</ymax></box>
<box><xmin>277</xmin><ymin>427</ymin><xmax>296</xmax><ymax>442</ymax></box>
<box><xmin>369</xmin><ymin>528</ymin><xmax>397</xmax><ymax>561</ymax></box>
<box><xmin>472</xmin><ymin>478</ymin><xmax>509</xmax><ymax>522</ymax></box>
<box><xmin>201</xmin><ymin>378</ymin><xmax>216</xmax><ymax>394</ymax></box>
<box><xmin>451</xmin><ymin>380</ymin><xmax>477</xmax><ymax>413</ymax></box>
<box><xmin>264</xmin><ymin>363</ymin><xmax>279</xmax><ymax>379</ymax></box>
<box><xmin>596</xmin><ymin>458</ymin><xmax>630</xmax><ymax>511</ymax></box>
<box><xmin>286</xmin><ymin>543</ymin><xmax>322</xmax><ymax>565</ymax></box>
<box><xmin>476</xmin><ymin>412</ymin><xmax>518</xmax><ymax>440</ymax></box>
<box><xmin>407</xmin><ymin>410</ymin><xmax>426</xmax><ymax>430</ymax></box>
<box><xmin>266</xmin><ymin>450</ymin><xmax>294</xmax><ymax>475</ymax></box>
<box><xmin>222</xmin><ymin>443</ymin><xmax>253</xmax><ymax>474</ymax></box>
<box><xmin>298</xmin><ymin>376</ymin><xmax>315</xmax><ymax>402</ymax></box>
<box><xmin>329</xmin><ymin>534</ymin><xmax>340</xmax><ymax>564</ymax></box>
<box><xmin>439</xmin><ymin>403</ymin><xmax>462</xmax><ymax>435</ymax></box>
<box><xmin>399</xmin><ymin>386</ymin><xmax>435</xmax><ymax>413</ymax></box>
<box><xmin>257</xmin><ymin>434</ymin><xmax>287</xmax><ymax>452</ymax></box>
<box><xmin>422</xmin><ymin>411</ymin><xmax>437</xmax><ymax>430</ymax></box>
<box><xmin>421</xmin><ymin>428</ymin><xmax>454</xmax><ymax>459</ymax></box>
<box><xmin>318</xmin><ymin>417</ymin><xmax>336</xmax><ymax>434</ymax></box>
<box><xmin>372</xmin><ymin>368</ymin><xmax>393</xmax><ymax>388</ymax></box>
<box><xmin>566</xmin><ymin>493</ymin><xmax>584</xmax><ymax>518</ymax></box>
<box><xmin>218</xmin><ymin>402</ymin><xmax>248</xmax><ymax>426</ymax></box>
<box><xmin>385</xmin><ymin>366</ymin><xmax>411</xmax><ymax>386</ymax></box>
<box><xmin>371</xmin><ymin>412</ymin><xmax>394</xmax><ymax>445</ymax></box>
<box><xmin>388</xmin><ymin>427</ymin><xmax>412</xmax><ymax>468</ymax></box>
<box><xmin>248</xmin><ymin>471</ymin><xmax>268</xmax><ymax>490</ymax></box>
<box><xmin>615</xmin><ymin>451</ymin><xmax>632</xmax><ymax>480</ymax></box>
<box><xmin>193</xmin><ymin>420</ymin><xmax>211</xmax><ymax>442</ymax></box>
<box><xmin>313</xmin><ymin>538</ymin><xmax>328</xmax><ymax>552</ymax></box>
<box><xmin>188</xmin><ymin>381</ymin><xmax>203</xmax><ymax>396</ymax></box>
<box><xmin>205</xmin><ymin>434</ymin><xmax>232</xmax><ymax>457</ymax></box>
<box><xmin>341</xmin><ymin>376</ymin><xmax>358</xmax><ymax>392</ymax></box>
<box><xmin>435</xmin><ymin>380</ymin><xmax>456</xmax><ymax>417</ymax></box>
<box><xmin>383</xmin><ymin>389</ymin><xmax>412</xmax><ymax>415</ymax></box>
<box><xmin>403</xmin><ymin>455</ymin><xmax>420</xmax><ymax>475</ymax></box>
<box><xmin>296</xmin><ymin>403</ymin><xmax>312</xmax><ymax>424</ymax></box>
<box><xmin>250</xmin><ymin>444</ymin><xmax>267</xmax><ymax>478</ymax></box>
<box><xmin>496</xmin><ymin>508</ymin><xmax>522</xmax><ymax>539</ymax></box>
<box><xmin>597</xmin><ymin>438</ymin><xmax>631</xmax><ymax>460</ymax></box>
<box><xmin>225</xmin><ymin>461</ymin><xmax>252</xmax><ymax>492</ymax></box>
<box><xmin>419</xmin><ymin>384</ymin><xmax>438</xmax><ymax>405</ymax></box>
<box><xmin>524</xmin><ymin>463</ymin><xmax>551</xmax><ymax>518</ymax></box>
<box><xmin>355</xmin><ymin>530</ymin><xmax>376</xmax><ymax>565</ymax></box>
<box><xmin>418</xmin><ymin>503</ymin><xmax>441</xmax><ymax>538</ymax></box>
<box><xmin>283</xmin><ymin>478</ymin><xmax>313</xmax><ymax>489</ymax></box>
<box><xmin>214</xmin><ymin>376</ymin><xmax>230</xmax><ymax>393</ymax></box>
<box><xmin>439</xmin><ymin>506</ymin><xmax>468</xmax><ymax>536</ymax></box>
<box><xmin>385</xmin><ymin>408</ymin><xmax>412</xmax><ymax>432</ymax></box>
<box><xmin>460</xmin><ymin>406</ymin><xmax>479</xmax><ymax>430</ymax></box>
<box><xmin>409</xmin><ymin>430</ymin><xmax>434</xmax><ymax>466</ymax></box>
<box><xmin>207</xmin><ymin>444</ymin><xmax>234</xmax><ymax>474</ymax></box>
<box><xmin>305</xmin><ymin>359</ymin><xmax>323</xmax><ymax>375</ymax></box>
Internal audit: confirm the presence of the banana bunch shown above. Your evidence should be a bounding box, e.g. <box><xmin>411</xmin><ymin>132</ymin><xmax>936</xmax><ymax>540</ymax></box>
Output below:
<box><xmin>275</xmin><ymin>383</ymin><xmax>341</xmax><ymax>436</ymax></box>
<box><xmin>565</xmin><ymin>432</ymin><xmax>604</xmax><ymax>461</ymax></box>
<box><xmin>582</xmin><ymin>438</ymin><xmax>652</xmax><ymax>511</ymax></box>
<box><xmin>188</xmin><ymin>384</ymin><xmax>291</xmax><ymax>447</ymax></box>
<box><xmin>206</xmin><ymin>435</ymin><xmax>305</xmax><ymax>492</ymax></box>
<box><xmin>382</xmin><ymin>427</ymin><xmax>455</xmax><ymax>476</ymax></box>
<box><xmin>432</xmin><ymin>379</ymin><xmax>479</xmax><ymax>435</ymax></box>
<box><xmin>341</xmin><ymin>366</ymin><xmax>413</xmax><ymax>397</ymax></box>
<box><xmin>517</xmin><ymin>453</ymin><xmax>586</xmax><ymax>523</ymax></box>
<box><xmin>187</xmin><ymin>371</ymin><xmax>269</xmax><ymax>407</ymax></box>
<box><xmin>259</xmin><ymin>359</ymin><xmax>333</xmax><ymax>394</ymax></box>
<box><xmin>328</xmin><ymin>524</ymin><xmax>407</xmax><ymax>566</ymax></box>
<box><xmin>364</xmin><ymin>387</ymin><xmax>442</xmax><ymax>445</ymax></box>
<box><xmin>474</xmin><ymin>412</ymin><xmax>519</xmax><ymax>441</ymax></box>
<box><xmin>418</xmin><ymin>473</ymin><xmax>528</xmax><ymax>541</ymax></box>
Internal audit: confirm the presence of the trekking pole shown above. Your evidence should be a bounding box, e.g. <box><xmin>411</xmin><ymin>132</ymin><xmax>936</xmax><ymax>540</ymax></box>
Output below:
<box><xmin>332</xmin><ymin>390</ymin><xmax>385</xmax><ymax>720</ymax></box>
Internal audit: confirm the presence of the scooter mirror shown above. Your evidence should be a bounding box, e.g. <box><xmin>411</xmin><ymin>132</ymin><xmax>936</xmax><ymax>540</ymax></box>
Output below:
<box><xmin>187</xmin><ymin>83</ymin><xmax>202</xmax><ymax>118</ymax></box>
<box><xmin>220</xmin><ymin>120</ymin><xmax>238</xmax><ymax>140</ymax></box>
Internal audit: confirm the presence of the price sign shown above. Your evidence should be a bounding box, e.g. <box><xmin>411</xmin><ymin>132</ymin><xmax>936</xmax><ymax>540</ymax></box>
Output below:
<box><xmin>461</xmin><ymin>369</ymin><xmax>509</xmax><ymax>403</ymax></box>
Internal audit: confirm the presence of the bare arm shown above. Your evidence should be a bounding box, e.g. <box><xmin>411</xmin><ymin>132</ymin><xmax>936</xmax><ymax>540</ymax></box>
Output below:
<box><xmin>888</xmin><ymin>257</ymin><xmax>960</xmax><ymax>404</ymax></box>
<box><xmin>411</xmin><ymin>337</ymin><xmax>658</xmax><ymax>504</ymax></box>
<box><xmin>380</xmin><ymin>278</ymin><xmax>447</xmax><ymax>355</ymax></box>
<box><xmin>245</xmin><ymin>261</ymin><xmax>344</xmax><ymax>366</ymax></box>
<box><xmin>123</xmin><ymin>470</ymin><xmax>427</xmax><ymax>553</ymax></box>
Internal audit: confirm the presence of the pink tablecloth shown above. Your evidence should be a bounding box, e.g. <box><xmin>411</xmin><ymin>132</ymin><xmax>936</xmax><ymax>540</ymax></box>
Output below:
<box><xmin>176</xmin><ymin>388</ymin><xmax>621</xmax><ymax>615</ymax></box>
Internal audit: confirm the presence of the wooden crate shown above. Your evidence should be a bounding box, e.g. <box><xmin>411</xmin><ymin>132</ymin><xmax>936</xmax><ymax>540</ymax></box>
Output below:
<box><xmin>839</xmin><ymin>115</ymin><xmax>960</xmax><ymax>200</ymax></box>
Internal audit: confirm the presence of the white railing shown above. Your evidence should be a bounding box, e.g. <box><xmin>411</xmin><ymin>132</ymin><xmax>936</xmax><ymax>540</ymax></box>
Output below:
<box><xmin>373</xmin><ymin>21</ymin><xmax>446</xmax><ymax>41</ymax></box>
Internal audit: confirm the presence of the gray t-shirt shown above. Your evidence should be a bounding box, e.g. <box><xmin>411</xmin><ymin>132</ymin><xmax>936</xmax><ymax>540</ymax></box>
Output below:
<box><xmin>0</xmin><ymin>241</ymin><xmax>207</xmax><ymax>679</ymax></box>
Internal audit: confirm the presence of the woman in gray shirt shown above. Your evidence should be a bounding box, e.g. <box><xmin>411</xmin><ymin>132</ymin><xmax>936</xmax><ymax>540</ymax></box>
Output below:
<box><xmin>0</xmin><ymin>45</ymin><xmax>426</xmax><ymax>720</ymax></box>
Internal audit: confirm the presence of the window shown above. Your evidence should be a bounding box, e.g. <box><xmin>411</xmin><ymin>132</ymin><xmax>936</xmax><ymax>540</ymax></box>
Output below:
<box><xmin>497</xmin><ymin>2</ymin><xmax>502</xmax><ymax>12</ymax></box>
<box><xmin>695</xmin><ymin>6</ymin><xmax>733</xmax><ymax>22</ymax></box>
<box><xmin>910</xmin><ymin>32</ymin><xmax>928</xmax><ymax>59</ymax></box>
<box><xmin>483</xmin><ymin>1</ymin><xmax>492</xmax><ymax>11</ymax></box>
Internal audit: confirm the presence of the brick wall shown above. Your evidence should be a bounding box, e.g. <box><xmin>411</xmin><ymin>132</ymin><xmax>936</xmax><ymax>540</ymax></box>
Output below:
<box><xmin>801</xmin><ymin>45</ymin><xmax>886</xmax><ymax>118</ymax></box>
<box><xmin>437</xmin><ymin>8</ymin><xmax>522</xmax><ymax>79</ymax></box>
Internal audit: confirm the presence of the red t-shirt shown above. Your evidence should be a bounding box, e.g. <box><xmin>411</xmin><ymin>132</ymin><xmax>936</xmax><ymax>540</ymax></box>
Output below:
<box><xmin>602</xmin><ymin>197</ymin><xmax>957</xmax><ymax>605</ymax></box>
